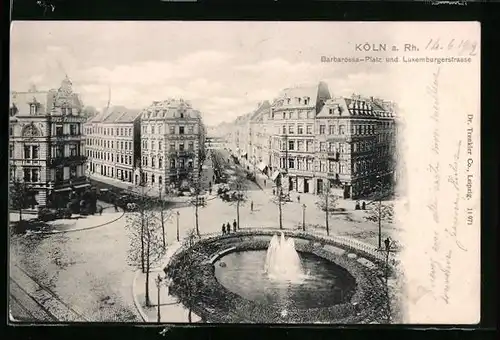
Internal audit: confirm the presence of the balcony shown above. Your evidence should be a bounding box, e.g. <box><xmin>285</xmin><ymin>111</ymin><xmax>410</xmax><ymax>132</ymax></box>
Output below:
<box><xmin>52</xmin><ymin>133</ymin><xmax>82</xmax><ymax>141</ymax></box>
<box><xmin>49</xmin><ymin>155</ymin><xmax>88</xmax><ymax>167</ymax></box>
<box><xmin>169</xmin><ymin>150</ymin><xmax>195</xmax><ymax>158</ymax></box>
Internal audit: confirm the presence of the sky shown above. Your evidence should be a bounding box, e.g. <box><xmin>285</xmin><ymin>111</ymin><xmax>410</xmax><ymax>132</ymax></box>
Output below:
<box><xmin>10</xmin><ymin>21</ymin><xmax>475</xmax><ymax>126</ymax></box>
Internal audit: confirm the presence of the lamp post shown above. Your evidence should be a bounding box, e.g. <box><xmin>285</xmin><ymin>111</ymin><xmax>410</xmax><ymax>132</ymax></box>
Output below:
<box><xmin>302</xmin><ymin>204</ymin><xmax>307</xmax><ymax>232</ymax></box>
<box><xmin>155</xmin><ymin>273</ymin><xmax>163</xmax><ymax>323</ymax></box>
<box><xmin>176</xmin><ymin>211</ymin><xmax>180</xmax><ymax>242</ymax></box>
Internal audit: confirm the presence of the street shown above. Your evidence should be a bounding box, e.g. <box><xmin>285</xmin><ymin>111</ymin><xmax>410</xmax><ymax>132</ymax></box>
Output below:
<box><xmin>9</xmin><ymin>146</ymin><xmax>402</xmax><ymax>322</ymax></box>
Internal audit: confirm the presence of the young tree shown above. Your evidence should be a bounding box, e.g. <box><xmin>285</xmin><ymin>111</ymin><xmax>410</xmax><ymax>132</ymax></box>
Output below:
<box><xmin>156</xmin><ymin>186</ymin><xmax>171</xmax><ymax>250</ymax></box>
<box><xmin>365</xmin><ymin>201</ymin><xmax>394</xmax><ymax>249</ymax></box>
<box><xmin>229</xmin><ymin>176</ymin><xmax>248</xmax><ymax>230</ymax></box>
<box><xmin>9</xmin><ymin>179</ymin><xmax>36</xmax><ymax>221</ymax></box>
<box><xmin>126</xmin><ymin>202</ymin><xmax>166</xmax><ymax>307</ymax></box>
<box><xmin>315</xmin><ymin>183</ymin><xmax>340</xmax><ymax>236</ymax></box>
<box><xmin>189</xmin><ymin>177</ymin><xmax>205</xmax><ymax>237</ymax></box>
<box><xmin>270</xmin><ymin>180</ymin><xmax>288</xmax><ymax>230</ymax></box>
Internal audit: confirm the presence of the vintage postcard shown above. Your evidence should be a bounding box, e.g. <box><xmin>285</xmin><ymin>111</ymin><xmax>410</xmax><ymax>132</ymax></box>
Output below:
<box><xmin>8</xmin><ymin>21</ymin><xmax>480</xmax><ymax>324</ymax></box>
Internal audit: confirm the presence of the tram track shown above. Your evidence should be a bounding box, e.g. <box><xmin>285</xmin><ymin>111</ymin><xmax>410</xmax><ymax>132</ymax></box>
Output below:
<box><xmin>9</xmin><ymin>263</ymin><xmax>89</xmax><ymax>322</ymax></box>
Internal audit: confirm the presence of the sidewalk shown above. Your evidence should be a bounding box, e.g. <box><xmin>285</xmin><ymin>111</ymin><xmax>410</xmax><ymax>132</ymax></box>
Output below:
<box><xmin>36</xmin><ymin>209</ymin><xmax>124</xmax><ymax>234</ymax></box>
<box><xmin>132</xmin><ymin>241</ymin><xmax>202</xmax><ymax>323</ymax></box>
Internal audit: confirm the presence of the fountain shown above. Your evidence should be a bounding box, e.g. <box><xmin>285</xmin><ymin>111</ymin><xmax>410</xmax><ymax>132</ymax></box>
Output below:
<box><xmin>264</xmin><ymin>232</ymin><xmax>305</xmax><ymax>282</ymax></box>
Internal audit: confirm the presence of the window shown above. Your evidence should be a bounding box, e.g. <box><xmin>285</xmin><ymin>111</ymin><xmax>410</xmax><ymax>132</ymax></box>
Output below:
<box><xmin>32</xmin><ymin>146</ymin><xmax>39</xmax><ymax>159</ymax></box>
<box><xmin>320</xmin><ymin>142</ymin><xmax>326</xmax><ymax>152</ymax></box>
<box><xmin>179</xmin><ymin>143</ymin><xmax>185</xmax><ymax>151</ymax></box>
<box><xmin>170</xmin><ymin>159</ymin><xmax>176</xmax><ymax>168</ymax></box>
<box><xmin>188</xmin><ymin>160</ymin><xmax>193</xmax><ymax>169</ymax></box>
<box><xmin>297</xmin><ymin>141</ymin><xmax>303</xmax><ymax>151</ymax></box>
<box><xmin>179</xmin><ymin>126</ymin><xmax>185</xmax><ymax>135</ymax></box>
<box><xmin>70</xmin><ymin>166</ymin><xmax>77</xmax><ymax>178</ymax></box>
<box><xmin>320</xmin><ymin>162</ymin><xmax>326</xmax><ymax>173</ymax></box>
<box><xmin>288</xmin><ymin>125</ymin><xmax>294</xmax><ymax>134</ymax></box>
<box><xmin>68</xmin><ymin>108</ymin><xmax>73</xmax><ymax>115</ymax></box>
<box><xmin>128</xmin><ymin>128</ymin><xmax>132</xmax><ymax>136</ymax></box>
<box><xmin>129</xmin><ymin>142</ymin><xmax>132</xmax><ymax>150</ymax></box>
<box><xmin>306</xmin><ymin>125</ymin><xmax>312</xmax><ymax>134</ymax></box>
<box><xmin>55</xmin><ymin>125</ymin><xmax>63</xmax><ymax>136</ymax></box>
<box><xmin>128</xmin><ymin>156</ymin><xmax>132</xmax><ymax>164</ymax></box>
<box><xmin>319</xmin><ymin>125</ymin><xmax>325</xmax><ymax>134</ymax></box>
<box><xmin>288</xmin><ymin>158</ymin><xmax>295</xmax><ymax>169</ymax></box>
<box><xmin>329</xmin><ymin>108</ymin><xmax>334</xmax><ymax>115</ymax></box>
<box><xmin>288</xmin><ymin>140</ymin><xmax>295</xmax><ymax>151</ymax></box>
<box><xmin>170</xmin><ymin>126</ymin><xmax>175</xmax><ymax>134</ymax></box>
<box><xmin>170</xmin><ymin>143</ymin><xmax>175</xmax><ymax>151</ymax></box>
<box><xmin>159</xmin><ymin>176</ymin><xmax>163</xmax><ymax>185</ymax></box>
<box><xmin>282</xmin><ymin>112</ymin><xmax>286</xmax><ymax>120</ymax></box>
<box><xmin>32</xmin><ymin>169</ymin><xmax>39</xmax><ymax>182</ymax></box>
<box><xmin>188</xmin><ymin>125</ymin><xmax>194</xmax><ymax>134</ymax></box>
<box><xmin>10</xmin><ymin>144</ymin><xmax>14</xmax><ymax>158</ymax></box>
<box><xmin>329</xmin><ymin>161</ymin><xmax>335</xmax><ymax>172</ymax></box>
<box><xmin>306</xmin><ymin>159</ymin><xmax>312</xmax><ymax>171</ymax></box>
<box><xmin>152</xmin><ymin>126</ymin><xmax>155</xmax><ymax>134</ymax></box>
<box><xmin>30</xmin><ymin>105</ymin><xmax>37</xmax><ymax>115</ymax></box>
<box><xmin>281</xmin><ymin>141</ymin><xmax>287</xmax><ymax>151</ymax></box>
<box><xmin>24</xmin><ymin>145</ymin><xmax>31</xmax><ymax>158</ymax></box>
<box><xmin>328</xmin><ymin>142</ymin><xmax>335</xmax><ymax>152</ymax></box>
<box><xmin>188</xmin><ymin>142</ymin><xmax>194</xmax><ymax>150</ymax></box>
<box><xmin>297</xmin><ymin>125</ymin><xmax>303</xmax><ymax>134</ymax></box>
<box><xmin>282</xmin><ymin>125</ymin><xmax>286</xmax><ymax>134</ymax></box>
<box><xmin>158</xmin><ymin>141</ymin><xmax>162</xmax><ymax>150</ymax></box>
<box><xmin>339</xmin><ymin>125</ymin><xmax>345</xmax><ymax>135</ymax></box>
<box><xmin>159</xmin><ymin>158</ymin><xmax>163</xmax><ymax>168</ymax></box>
<box><xmin>121</xmin><ymin>155</ymin><xmax>124</xmax><ymax>164</ymax></box>
<box><xmin>152</xmin><ymin>156</ymin><xmax>156</xmax><ymax>168</ymax></box>
<box><xmin>24</xmin><ymin>168</ymin><xmax>31</xmax><ymax>182</ymax></box>
<box><xmin>306</xmin><ymin>141</ymin><xmax>312</xmax><ymax>152</ymax></box>
<box><xmin>329</xmin><ymin>125</ymin><xmax>335</xmax><ymax>135</ymax></box>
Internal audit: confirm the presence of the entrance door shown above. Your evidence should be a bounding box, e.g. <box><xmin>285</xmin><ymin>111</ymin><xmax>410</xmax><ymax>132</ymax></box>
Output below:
<box><xmin>317</xmin><ymin>179</ymin><xmax>323</xmax><ymax>194</ymax></box>
<box><xmin>288</xmin><ymin>177</ymin><xmax>293</xmax><ymax>191</ymax></box>
<box><xmin>304</xmin><ymin>179</ymin><xmax>309</xmax><ymax>193</ymax></box>
<box><xmin>344</xmin><ymin>185</ymin><xmax>351</xmax><ymax>199</ymax></box>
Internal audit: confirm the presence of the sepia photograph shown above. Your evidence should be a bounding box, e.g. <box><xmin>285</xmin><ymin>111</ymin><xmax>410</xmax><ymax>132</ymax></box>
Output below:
<box><xmin>8</xmin><ymin>21</ymin><xmax>480</xmax><ymax>325</ymax></box>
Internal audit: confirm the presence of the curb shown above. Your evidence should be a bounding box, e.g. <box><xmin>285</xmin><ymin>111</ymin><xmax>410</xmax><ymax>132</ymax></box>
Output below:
<box><xmin>132</xmin><ymin>270</ymin><xmax>148</xmax><ymax>322</ymax></box>
<box><xmin>36</xmin><ymin>210</ymin><xmax>125</xmax><ymax>235</ymax></box>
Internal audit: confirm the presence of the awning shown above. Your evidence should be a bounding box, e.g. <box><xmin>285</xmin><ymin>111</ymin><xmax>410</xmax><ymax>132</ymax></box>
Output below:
<box><xmin>74</xmin><ymin>183</ymin><xmax>91</xmax><ymax>189</ymax></box>
<box><xmin>257</xmin><ymin>162</ymin><xmax>267</xmax><ymax>172</ymax></box>
<box><xmin>54</xmin><ymin>187</ymin><xmax>72</xmax><ymax>192</ymax></box>
<box><xmin>271</xmin><ymin>170</ymin><xmax>281</xmax><ymax>181</ymax></box>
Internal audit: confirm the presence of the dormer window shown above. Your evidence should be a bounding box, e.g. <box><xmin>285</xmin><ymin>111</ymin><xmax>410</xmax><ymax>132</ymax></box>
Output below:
<box><xmin>10</xmin><ymin>105</ymin><xmax>18</xmax><ymax>117</ymax></box>
<box><xmin>304</xmin><ymin>97</ymin><xmax>310</xmax><ymax>105</ymax></box>
<box><xmin>30</xmin><ymin>104</ymin><xmax>37</xmax><ymax>115</ymax></box>
<box><xmin>61</xmin><ymin>107</ymin><xmax>67</xmax><ymax>115</ymax></box>
<box><xmin>298</xmin><ymin>98</ymin><xmax>301</xmax><ymax>104</ymax></box>
<box><xmin>287</xmin><ymin>98</ymin><xmax>291</xmax><ymax>104</ymax></box>
<box><xmin>180</xmin><ymin>112</ymin><xmax>184</xmax><ymax>118</ymax></box>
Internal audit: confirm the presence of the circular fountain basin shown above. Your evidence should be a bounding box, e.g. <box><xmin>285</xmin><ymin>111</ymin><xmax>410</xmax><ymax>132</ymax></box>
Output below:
<box><xmin>214</xmin><ymin>250</ymin><xmax>356</xmax><ymax>309</ymax></box>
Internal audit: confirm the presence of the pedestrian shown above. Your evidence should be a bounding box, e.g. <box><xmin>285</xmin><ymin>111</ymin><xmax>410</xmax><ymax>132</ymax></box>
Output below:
<box><xmin>355</xmin><ymin>201</ymin><xmax>360</xmax><ymax>210</ymax></box>
<box><xmin>384</xmin><ymin>237</ymin><xmax>391</xmax><ymax>251</ymax></box>
<box><xmin>98</xmin><ymin>205</ymin><xmax>103</xmax><ymax>215</ymax></box>
<box><xmin>226</xmin><ymin>222</ymin><xmax>231</xmax><ymax>233</ymax></box>
<box><xmin>272</xmin><ymin>188</ymin><xmax>276</xmax><ymax>195</ymax></box>
<box><xmin>362</xmin><ymin>201</ymin><xmax>366</xmax><ymax>210</ymax></box>
<box><xmin>297</xmin><ymin>194</ymin><xmax>300</xmax><ymax>203</ymax></box>
<box><xmin>264</xmin><ymin>179</ymin><xmax>267</xmax><ymax>187</ymax></box>
<box><xmin>222</xmin><ymin>223</ymin><xmax>226</xmax><ymax>235</ymax></box>
<box><xmin>209</xmin><ymin>181</ymin><xmax>212</xmax><ymax>188</ymax></box>
<box><xmin>250</xmin><ymin>201</ymin><xmax>254</xmax><ymax>212</ymax></box>
<box><xmin>233</xmin><ymin>219</ymin><xmax>237</xmax><ymax>232</ymax></box>
<box><xmin>114</xmin><ymin>202</ymin><xmax>118</xmax><ymax>212</ymax></box>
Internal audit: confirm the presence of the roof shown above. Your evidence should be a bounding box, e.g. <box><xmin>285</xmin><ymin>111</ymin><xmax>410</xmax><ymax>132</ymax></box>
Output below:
<box><xmin>317</xmin><ymin>95</ymin><xmax>395</xmax><ymax>118</ymax></box>
<box><xmin>141</xmin><ymin>99</ymin><xmax>202</xmax><ymax>120</ymax></box>
<box><xmin>250</xmin><ymin>101</ymin><xmax>271</xmax><ymax>121</ymax></box>
<box><xmin>10</xmin><ymin>77</ymin><xmax>83</xmax><ymax>117</ymax></box>
<box><xmin>92</xmin><ymin>106</ymin><xmax>140</xmax><ymax>123</ymax></box>
<box><xmin>272</xmin><ymin>81</ymin><xmax>331</xmax><ymax>109</ymax></box>
<box><xmin>10</xmin><ymin>90</ymin><xmax>50</xmax><ymax>115</ymax></box>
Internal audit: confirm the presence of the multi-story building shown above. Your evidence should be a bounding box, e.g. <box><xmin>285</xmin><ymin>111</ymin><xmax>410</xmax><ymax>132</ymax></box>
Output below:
<box><xmin>248</xmin><ymin>101</ymin><xmax>271</xmax><ymax>173</ymax></box>
<box><xmin>269</xmin><ymin>82</ymin><xmax>332</xmax><ymax>194</ymax></box>
<box><xmin>84</xmin><ymin>106</ymin><xmax>141</xmax><ymax>185</ymax></box>
<box><xmin>138</xmin><ymin>99</ymin><xmax>206</xmax><ymax>192</ymax></box>
<box><xmin>313</xmin><ymin>95</ymin><xmax>397</xmax><ymax>198</ymax></box>
<box><xmin>9</xmin><ymin>77</ymin><xmax>88</xmax><ymax>208</ymax></box>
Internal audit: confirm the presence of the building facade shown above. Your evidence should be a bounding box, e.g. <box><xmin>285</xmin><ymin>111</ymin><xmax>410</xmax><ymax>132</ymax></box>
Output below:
<box><xmin>269</xmin><ymin>82</ymin><xmax>332</xmax><ymax>194</ymax></box>
<box><xmin>84</xmin><ymin>106</ymin><xmax>141</xmax><ymax>185</ymax></box>
<box><xmin>223</xmin><ymin>82</ymin><xmax>399</xmax><ymax>199</ymax></box>
<box><xmin>9</xmin><ymin>77</ymin><xmax>88</xmax><ymax>208</ymax></box>
<box><xmin>139</xmin><ymin>99</ymin><xmax>206</xmax><ymax>193</ymax></box>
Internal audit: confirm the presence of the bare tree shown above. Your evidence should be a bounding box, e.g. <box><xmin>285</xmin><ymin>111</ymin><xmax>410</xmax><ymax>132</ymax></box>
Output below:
<box><xmin>126</xmin><ymin>204</ymin><xmax>166</xmax><ymax>307</ymax></box>
<box><xmin>188</xmin><ymin>177</ymin><xmax>206</xmax><ymax>237</ymax></box>
<box><xmin>229</xmin><ymin>176</ymin><xmax>248</xmax><ymax>230</ymax></box>
<box><xmin>315</xmin><ymin>182</ymin><xmax>340</xmax><ymax>236</ymax></box>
